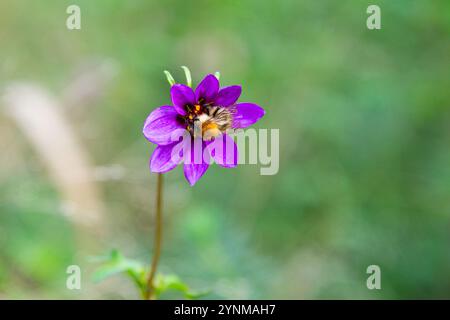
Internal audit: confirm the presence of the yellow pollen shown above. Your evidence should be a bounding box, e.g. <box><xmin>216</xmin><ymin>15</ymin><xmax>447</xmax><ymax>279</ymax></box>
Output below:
<box><xmin>194</xmin><ymin>105</ymin><xmax>201</xmax><ymax>112</ymax></box>
<box><xmin>188</xmin><ymin>115</ymin><xmax>193</xmax><ymax>119</ymax></box>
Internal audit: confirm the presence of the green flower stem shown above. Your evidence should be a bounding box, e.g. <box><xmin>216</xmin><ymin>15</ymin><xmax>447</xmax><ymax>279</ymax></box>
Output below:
<box><xmin>144</xmin><ymin>173</ymin><xmax>164</xmax><ymax>300</ymax></box>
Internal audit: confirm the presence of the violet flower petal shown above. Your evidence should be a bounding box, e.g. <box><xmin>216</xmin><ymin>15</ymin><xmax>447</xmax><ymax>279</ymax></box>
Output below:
<box><xmin>171</xmin><ymin>84</ymin><xmax>195</xmax><ymax>115</ymax></box>
<box><xmin>150</xmin><ymin>142</ymin><xmax>182</xmax><ymax>173</ymax></box>
<box><xmin>206</xmin><ymin>134</ymin><xmax>238</xmax><ymax>168</ymax></box>
<box><xmin>143</xmin><ymin>106</ymin><xmax>184</xmax><ymax>145</ymax></box>
<box><xmin>232</xmin><ymin>103</ymin><xmax>265</xmax><ymax>128</ymax></box>
<box><xmin>183</xmin><ymin>139</ymin><xmax>210</xmax><ymax>186</ymax></box>
<box><xmin>195</xmin><ymin>74</ymin><xmax>219</xmax><ymax>103</ymax></box>
<box><xmin>215</xmin><ymin>85</ymin><xmax>242</xmax><ymax>107</ymax></box>
<box><xmin>184</xmin><ymin>162</ymin><xmax>209</xmax><ymax>186</ymax></box>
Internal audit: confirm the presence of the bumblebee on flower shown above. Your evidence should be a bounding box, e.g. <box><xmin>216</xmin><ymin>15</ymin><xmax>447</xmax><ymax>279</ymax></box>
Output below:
<box><xmin>143</xmin><ymin>67</ymin><xmax>265</xmax><ymax>185</ymax></box>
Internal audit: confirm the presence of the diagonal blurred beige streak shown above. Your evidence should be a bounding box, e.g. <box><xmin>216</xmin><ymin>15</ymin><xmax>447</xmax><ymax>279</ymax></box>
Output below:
<box><xmin>62</xmin><ymin>59</ymin><xmax>118</xmax><ymax>110</ymax></box>
<box><xmin>2</xmin><ymin>83</ymin><xmax>104</xmax><ymax>229</ymax></box>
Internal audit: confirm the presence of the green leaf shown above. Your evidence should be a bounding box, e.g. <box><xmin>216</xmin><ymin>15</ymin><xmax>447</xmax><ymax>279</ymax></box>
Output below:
<box><xmin>164</xmin><ymin>70</ymin><xmax>176</xmax><ymax>86</ymax></box>
<box><xmin>91</xmin><ymin>250</ymin><xmax>209</xmax><ymax>299</ymax></box>
<box><xmin>181</xmin><ymin>66</ymin><xmax>192</xmax><ymax>87</ymax></box>
<box><xmin>154</xmin><ymin>274</ymin><xmax>209</xmax><ymax>300</ymax></box>
<box><xmin>92</xmin><ymin>249</ymin><xmax>147</xmax><ymax>295</ymax></box>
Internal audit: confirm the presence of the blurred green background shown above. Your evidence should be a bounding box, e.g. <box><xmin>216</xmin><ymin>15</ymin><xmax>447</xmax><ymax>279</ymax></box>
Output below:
<box><xmin>1</xmin><ymin>0</ymin><xmax>449</xmax><ymax>299</ymax></box>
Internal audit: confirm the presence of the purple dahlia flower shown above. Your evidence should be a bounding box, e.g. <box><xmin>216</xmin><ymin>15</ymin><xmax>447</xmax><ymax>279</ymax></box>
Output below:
<box><xmin>143</xmin><ymin>72</ymin><xmax>265</xmax><ymax>186</ymax></box>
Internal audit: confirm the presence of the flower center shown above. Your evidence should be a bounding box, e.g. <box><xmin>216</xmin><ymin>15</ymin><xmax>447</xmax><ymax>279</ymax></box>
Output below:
<box><xmin>184</xmin><ymin>103</ymin><xmax>229</xmax><ymax>141</ymax></box>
